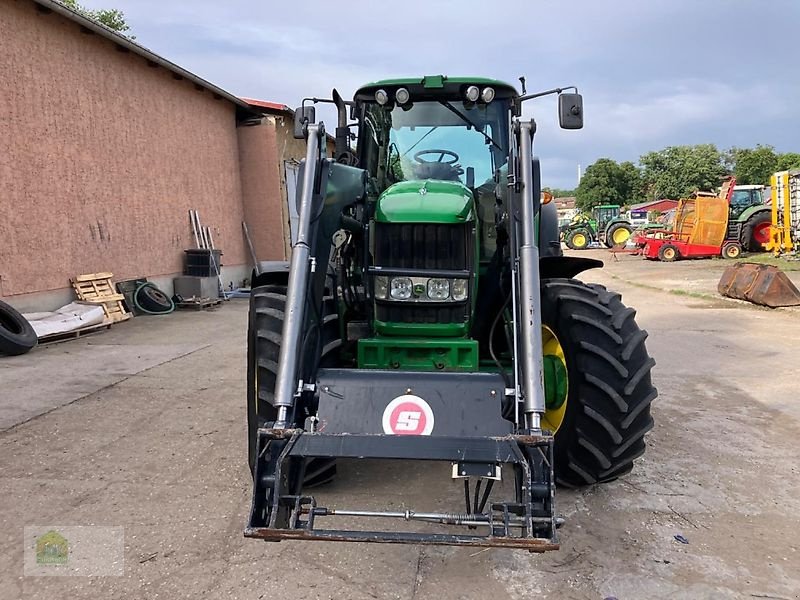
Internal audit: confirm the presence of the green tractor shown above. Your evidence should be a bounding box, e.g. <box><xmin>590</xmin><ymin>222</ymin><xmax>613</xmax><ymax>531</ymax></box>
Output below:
<box><xmin>245</xmin><ymin>76</ymin><xmax>656</xmax><ymax>550</ymax></box>
<box><xmin>563</xmin><ymin>204</ymin><xmax>634</xmax><ymax>250</ymax></box>
<box><xmin>728</xmin><ymin>185</ymin><xmax>771</xmax><ymax>252</ymax></box>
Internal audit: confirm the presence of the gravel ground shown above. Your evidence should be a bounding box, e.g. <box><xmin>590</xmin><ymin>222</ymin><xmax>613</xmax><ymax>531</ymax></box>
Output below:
<box><xmin>1</xmin><ymin>254</ymin><xmax>799</xmax><ymax>599</ymax></box>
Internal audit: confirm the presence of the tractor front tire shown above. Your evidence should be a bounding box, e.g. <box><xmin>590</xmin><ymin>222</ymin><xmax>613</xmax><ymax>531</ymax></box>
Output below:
<box><xmin>565</xmin><ymin>228</ymin><xmax>591</xmax><ymax>250</ymax></box>
<box><xmin>742</xmin><ymin>212</ymin><xmax>772</xmax><ymax>252</ymax></box>
<box><xmin>247</xmin><ymin>284</ymin><xmax>340</xmax><ymax>486</ymax></box>
<box><xmin>541</xmin><ymin>279</ymin><xmax>657</xmax><ymax>487</ymax></box>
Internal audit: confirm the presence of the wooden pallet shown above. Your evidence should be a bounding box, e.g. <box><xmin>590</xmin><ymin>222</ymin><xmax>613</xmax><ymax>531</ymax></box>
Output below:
<box><xmin>71</xmin><ymin>272</ymin><xmax>132</xmax><ymax>323</ymax></box>
<box><xmin>176</xmin><ymin>297</ymin><xmax>223</xmax><ymax>311</ymax></box>
<box><xmin>38</xmin><ymin>322</ymin><xmax>113</xmax><ymax>345</ymax></box>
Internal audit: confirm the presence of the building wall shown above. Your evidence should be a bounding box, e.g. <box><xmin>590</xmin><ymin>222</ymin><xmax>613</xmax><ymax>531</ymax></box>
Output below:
<box><xmin>238</xmin><ymin>112</ymin><xmax>338</xmax><ymax>264</ymax></box>
<box><xmin>238</xmin><ymin>118</ymin><xmax>286</xmax><ymax>263</ymax></box>
<box><xmin>0</xmin><ymin>0</ymin><xmax>252</xmax><ymax>309</ymax></box>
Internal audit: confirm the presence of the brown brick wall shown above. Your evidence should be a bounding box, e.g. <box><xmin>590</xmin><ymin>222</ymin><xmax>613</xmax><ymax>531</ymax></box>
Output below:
<box><xmin>238</xmin><ymin>118</ymin><xmax>287</xmax><ymax>262</ymax></box>
<box><xmin>0</xmin><ymin>0</ymin><xmax>253</xmax><ymax>300</ymax></box>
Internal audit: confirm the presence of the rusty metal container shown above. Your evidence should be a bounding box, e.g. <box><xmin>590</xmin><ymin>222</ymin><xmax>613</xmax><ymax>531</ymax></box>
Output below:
<box><xmin>718</xmin><ymin>263</ymin><xmax>800</xmax><ymax>307</ymax></box>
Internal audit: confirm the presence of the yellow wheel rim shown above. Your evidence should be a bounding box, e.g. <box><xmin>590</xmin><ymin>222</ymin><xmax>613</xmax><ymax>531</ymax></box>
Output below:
<box><xmin>541</xmin><ymin>326</ymin><xmax>568</xmax><ymax>434</ymax></box>
<box><xmin>572</xmin><ymin>233</ymin><xmax>587</xmax><ymax>248</ymax></box>
<box><xmin>664</xmin><ymin>248</ymin><xmax>675</xmax><ymax>260</ymax></box>
<box><xmin>612</xmin><ymin>228</ymin><xmax>630</xmax><ymax>245</ymax></box>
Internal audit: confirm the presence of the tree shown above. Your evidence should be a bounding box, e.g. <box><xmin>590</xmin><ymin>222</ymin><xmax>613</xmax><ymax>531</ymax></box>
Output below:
<box><xmin>726</xmin><ymin>145</ymin><xmax>778</xmax><ymax>185</ymax></box>
<box><xmin>543</xmin><ymin>187</ymin><xmax>576</xmax><ymax>198</ymax></box>
<box><xmin>61</xmin><ymin>0</ymin><xmax>133</xmax><ymax>37</ymax></box>
<box><xmin>575</xmin><ymin>158</ymin><xmax>643</xmax><ymax>210</ymax></box>
<box><xmin>776</xmin><ymin>152</ymin><xmax>800</xmax><ymax>172</ymax></box>
<box><xmin>619</xmin><ymin>161</ymin><xmax>643</xmax><ymax>204</ymax></box>
<box><xmin>639</xmin><ymin>144</ymin><xmax>726</xmax><ymax>200</ymax></box>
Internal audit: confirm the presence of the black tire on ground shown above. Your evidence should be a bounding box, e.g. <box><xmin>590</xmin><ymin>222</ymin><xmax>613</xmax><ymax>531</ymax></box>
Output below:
<box><xmin>742</xmin><ymin>211</ymin><xmax>772</xmax><ymax>252</ymax></box>
<box><xmin>136</xmin><ymin>283</ymin><xmax>174</xmax><ymax>313</ymax></box>
<box><xmin>606</xmin><ymin>222</ymin><xmax>634</xmax><ymax>249</ymax></box>
<box><xmin>722</xmin><ymin>242</ymin><xmax>742</xmax><ymax>259</ymax></box>
<box><xmin>657</xmin><ymin>244</ymin><xmax>679</xmax><ymax>262</ymax></box>
<box><xmin>541</xmin><ymin>279</ymin><xmax>657</xmax><ymax>487</ymax></box>
<box><xmin>0</xmin><ymin>299</ymin><xmax>38</xmax><ymax>356</ymax></box>
<box><xmin>565</xmin><ymin>228</ymin><xmax>591</xmax><ymax>250</ymax></box>
<box><xmin>246</xmin><ymin>284</ymin><xmax>341</xmax><ymax>486</ymax></box>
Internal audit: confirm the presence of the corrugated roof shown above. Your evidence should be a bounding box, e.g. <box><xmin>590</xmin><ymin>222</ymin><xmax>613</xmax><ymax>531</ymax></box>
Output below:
<box><xmin>241</xmin><ymin>98</ymin><xmax>292</xmax><ymax>114</ymax></box>
<box><xmin>31</xmin><ymin>0</ymin><xmax>258</xmax><ymax>120</ymax></box>
<box><xmin>630</xmin><ymin>199</ymin><xmax>679</xmax><ymax>211</ymax></box>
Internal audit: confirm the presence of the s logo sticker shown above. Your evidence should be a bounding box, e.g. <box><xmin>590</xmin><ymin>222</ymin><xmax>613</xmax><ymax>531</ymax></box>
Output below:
<box><xmin>382</xmin><ymin>395</ymin><xmax>434</xmax><ymax>435</ymax></box>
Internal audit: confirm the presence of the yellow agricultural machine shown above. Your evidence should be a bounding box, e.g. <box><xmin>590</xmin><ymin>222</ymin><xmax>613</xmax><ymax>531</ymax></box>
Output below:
<box><xmin>766</xmin><ymin>170</ymin><xmax>800</xmax><ymax>255</ymax></box>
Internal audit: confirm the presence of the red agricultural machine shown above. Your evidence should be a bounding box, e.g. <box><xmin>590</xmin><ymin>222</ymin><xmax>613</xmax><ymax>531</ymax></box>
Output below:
<box><xmin>635</xmin><ymin>178</ymin><xmax>743</xmax><ymax>261</ymax></box>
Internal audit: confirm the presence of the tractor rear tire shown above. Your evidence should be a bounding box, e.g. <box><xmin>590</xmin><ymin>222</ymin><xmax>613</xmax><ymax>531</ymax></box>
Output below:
<box><xmin>541</xmin><ymin>279</ymin><xmax>657</xmax><ymax>487</ymax></box>
<box><xmin>246</xmin><ymin>284</ymin><xmax>341</xmax><ymax>487</ymax></box>
<box><xmin>565</xmin><ymin>228</ymin><xmax>591</xmax><ymax>250</ymax></box>
<box><xmin>606</xmin><ymin>223</ymin><xmax>633</xmax><ymax>249</ymax></box>
<box><xmin>742</xmin><ymin>211</ymin><xmax>771</xmax><ymax>252</ymax></box>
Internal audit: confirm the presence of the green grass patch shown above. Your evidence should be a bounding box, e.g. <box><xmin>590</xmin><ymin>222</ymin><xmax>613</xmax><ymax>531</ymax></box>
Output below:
<box><xmin>736</xmin><ymin>253</ymin><xmax>800</xmax><ymax>271</ymax></box>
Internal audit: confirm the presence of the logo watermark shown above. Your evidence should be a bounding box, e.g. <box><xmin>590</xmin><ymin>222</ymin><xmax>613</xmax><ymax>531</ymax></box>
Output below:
<box><xmin>25</xmin><ymin>526</ymin><xmax>124</xmax><ymax>576</ymax></box>
<box><xmin>35</xmin><ymin>530</ymin><xmax>69</xmax><ymax>566</ymax></box>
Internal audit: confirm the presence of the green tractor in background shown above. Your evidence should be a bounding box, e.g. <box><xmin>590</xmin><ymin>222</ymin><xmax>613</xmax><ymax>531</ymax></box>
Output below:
<box><xmin>728</xmin><ymin>185</ymin><xmax>772</xmax><ymax>252</ymax></box>
<box><xmin>562</xmin><ymin>204</ymin><xmax>634</xmax><ymax>250</ymax></box>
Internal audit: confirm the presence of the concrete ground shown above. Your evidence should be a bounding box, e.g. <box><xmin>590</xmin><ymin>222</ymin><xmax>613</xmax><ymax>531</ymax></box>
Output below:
<box><xmin>1</xmin><ymin>255</ymin><xmax>799</xmax><ymax>599</ymax></box>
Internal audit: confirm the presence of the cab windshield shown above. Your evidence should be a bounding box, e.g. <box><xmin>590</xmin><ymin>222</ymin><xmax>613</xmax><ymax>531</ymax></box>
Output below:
<box><xmin>360</xmin><ymin>99</ymin><xmax>510</xmax><ymax>193</ymax></box>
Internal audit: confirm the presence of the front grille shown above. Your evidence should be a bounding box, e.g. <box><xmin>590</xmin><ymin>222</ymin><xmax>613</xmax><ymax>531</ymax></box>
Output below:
<box><xmin>376</xmin><ymin>302</ymin><xmax>469</xmax><ymax>324</ymax></box>
<box><xmin>375</xmin><ymin>223</ymin><xmax>471</xmax><ymax>270</ymax></box>
<box><xmin>373</xmin><ymin>222</ymin><xmax>472</xmax><ymax>325</ymax></box>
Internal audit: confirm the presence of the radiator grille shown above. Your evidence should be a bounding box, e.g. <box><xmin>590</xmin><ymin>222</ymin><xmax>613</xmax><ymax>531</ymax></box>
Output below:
<box><xmin>373</xmin><ymin>222</ymin><xmax>472</xmax><ymax>325</ymax></box>
<box><xmin>375</xmin><ymin>223</ymin><xmax>470</xmax><ymax>270</ymax></box>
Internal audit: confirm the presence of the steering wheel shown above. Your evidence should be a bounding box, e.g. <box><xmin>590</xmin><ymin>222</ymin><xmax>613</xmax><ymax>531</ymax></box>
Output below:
<box><xmin>413</xmin><ymin>149</ymin><xmax>460</xmax><ymax>165</ymax></box>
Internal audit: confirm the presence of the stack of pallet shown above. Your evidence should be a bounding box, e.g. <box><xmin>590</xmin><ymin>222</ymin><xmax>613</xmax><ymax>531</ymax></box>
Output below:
<box><xmin>70</xmin><ymin>272</ymin><xmax>132</xmax><ymax>324</ymax></box>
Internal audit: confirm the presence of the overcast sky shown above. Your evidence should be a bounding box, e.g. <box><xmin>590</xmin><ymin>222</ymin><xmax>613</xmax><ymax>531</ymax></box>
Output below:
<box><xmin>95</xmin><ymin>0</ymin><xmax>799</xmax><ymax>189</ymax></box>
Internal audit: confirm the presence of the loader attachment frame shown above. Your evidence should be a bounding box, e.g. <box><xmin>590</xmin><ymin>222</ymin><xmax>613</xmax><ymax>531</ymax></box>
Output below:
<box><xmin>246</xmin><ymin>428</ymin><xmax>558</xmax><ymax>550</ymax></box>
<box><xmin>244</xmin><ymin>81</ymin><xmax>590</xmax><ymax>551</ymax></box>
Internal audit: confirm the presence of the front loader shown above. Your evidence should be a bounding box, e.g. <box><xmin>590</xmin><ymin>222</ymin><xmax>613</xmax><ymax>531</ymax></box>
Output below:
<box><xmin>245</xmin><ymin>76</ymin><xmax>657</xmax><ymax>549</ymax></box>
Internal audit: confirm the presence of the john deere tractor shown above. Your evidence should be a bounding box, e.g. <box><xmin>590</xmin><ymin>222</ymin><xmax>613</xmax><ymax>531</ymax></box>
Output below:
<box><xmin>563</xmin><ymin>204</ymin><xmax>634</xmax><ymax>250</ymax></box>
<box><xmin>245</xmin><ymin>76</ymin><xmax>656</xmax><ymax>549</ymax></box>
<box><xmin>728</xmin><ymin>185</ymin><xmax>771</xmax><ymax>252</ymax></box>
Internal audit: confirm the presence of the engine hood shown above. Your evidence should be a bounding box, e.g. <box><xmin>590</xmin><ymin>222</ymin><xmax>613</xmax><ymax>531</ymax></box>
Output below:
<box><xmin>375</xmin><ymin>180</ymin><xmax>475</xmax><ymax>224</ymax></box>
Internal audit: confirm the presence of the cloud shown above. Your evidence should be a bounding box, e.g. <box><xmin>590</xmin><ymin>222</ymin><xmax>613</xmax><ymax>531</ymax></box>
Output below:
<box><xmin>84</xmin><ymin>0</ymin><xmax>800</xmax><ymax>189</ymax></box>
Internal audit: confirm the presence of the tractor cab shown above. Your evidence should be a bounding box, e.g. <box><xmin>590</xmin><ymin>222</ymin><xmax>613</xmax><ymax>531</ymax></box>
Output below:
<box><xmin>593</xmin><ymin>204</ymin><xmax>621</xmax><ymax>230</ymax></box>
<box><xmin>729</xmin><ymin>185</ymin><xmax>765</xmax><ymax>220</ymax></box>
<box><xmin>354</xmin><ymin>78</ymin><xmax>518</xmax><ymax>265</ymax></box>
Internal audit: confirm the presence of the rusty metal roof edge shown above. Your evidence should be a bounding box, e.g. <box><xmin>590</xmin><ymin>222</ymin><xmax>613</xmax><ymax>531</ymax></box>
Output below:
<box><xmin>32</xmin><ymin>0</ymin><xmax>256</xmax><ymax>114</ymax></box>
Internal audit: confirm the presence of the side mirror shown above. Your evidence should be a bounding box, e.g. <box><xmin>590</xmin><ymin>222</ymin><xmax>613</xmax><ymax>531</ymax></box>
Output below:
<box><xmin>293</xmin><ymin>106</ymin><xmax>316</xmax><ymax>139</ymax></box>
<box><xmin>558</xmin><ymin>93</ymin><xmax>583</xmax><ymax>130</ymax></box>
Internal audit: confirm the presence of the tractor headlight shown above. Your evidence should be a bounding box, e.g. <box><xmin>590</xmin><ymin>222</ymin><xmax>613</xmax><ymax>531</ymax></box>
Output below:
<box><xmin>452</xmin><ymin>279</ymin><xmax>468</xmax><ymax>301</ymax></box>
<box><xmin>374</xmin><ymin>275</ymin><xmax>388</xmax><ymax>299</ymax></box>
<box><xmin>481</xmin><ymin>87</ymin><xmax>495</xmax><ymax>103</ymax></box>
<box><xmin>465</xmin><ymin>85</ymin><xmax>480</xmax><ymax>102</ymax></box>
<box><xmin>375</xmin><ymin>89</ymin><xmax>389</xmax><ymax>105</ymax></box>
<box><xmin>378</xmin><ymin>276</ymin><xmax>468</xmax><ymax>302</ymax></box>
<box><xmin>390</xmin><ymin>277</ymin><xmax>413</xmax><ymax>300</ymax></box>
<box><xmin>427</xmin><ymin>278</ymin><xmax>450</xmax><ymax>300</ymax></box>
